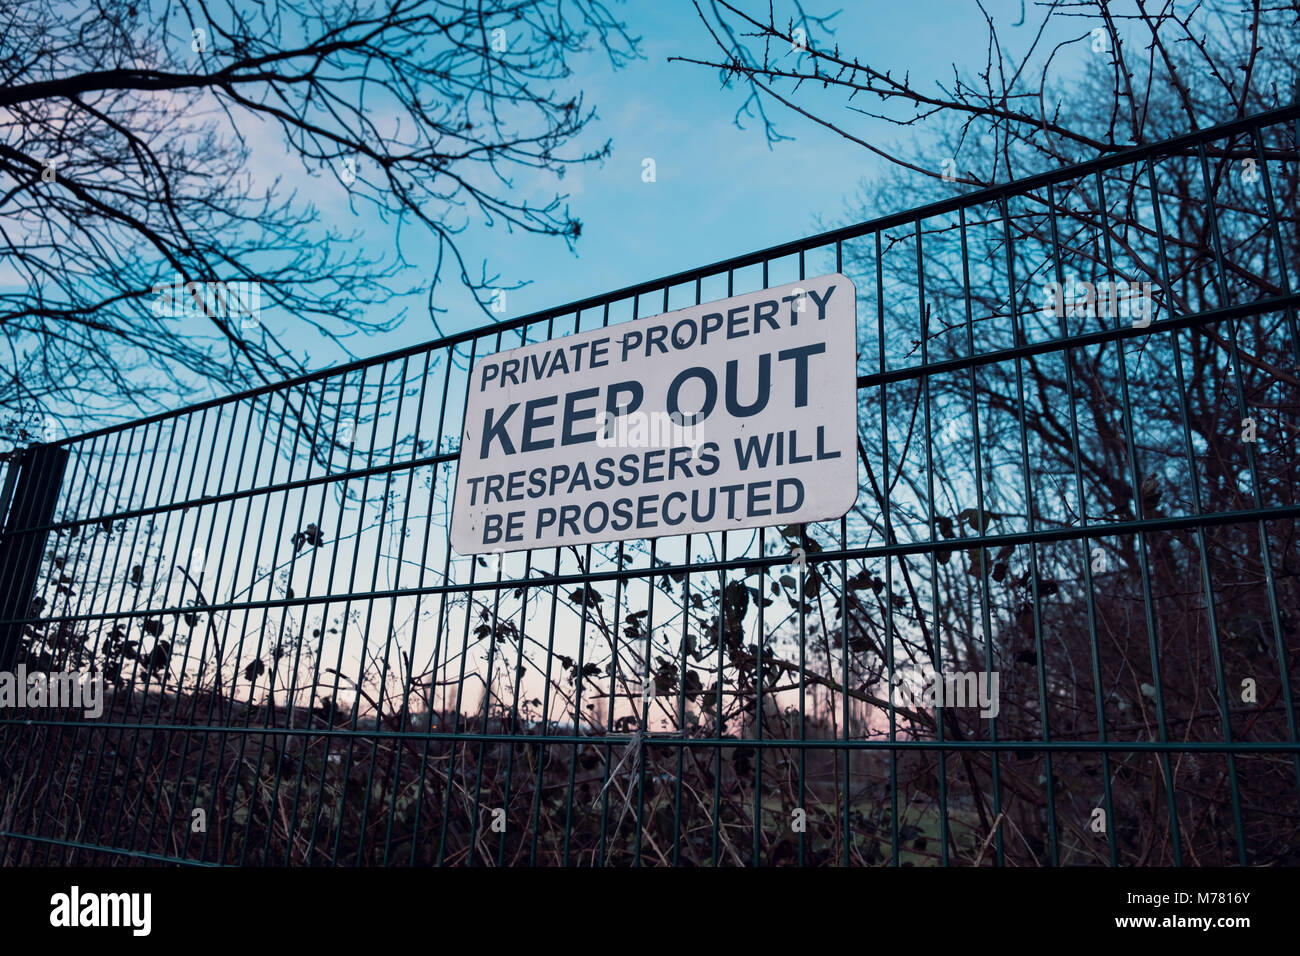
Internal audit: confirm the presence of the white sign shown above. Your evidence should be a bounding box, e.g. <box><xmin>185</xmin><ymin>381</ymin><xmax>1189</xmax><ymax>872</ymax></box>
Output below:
<box><xmin>450</xmin><ymin>274</ymin><xmax>859</xmax><ymax>554</ymax></box>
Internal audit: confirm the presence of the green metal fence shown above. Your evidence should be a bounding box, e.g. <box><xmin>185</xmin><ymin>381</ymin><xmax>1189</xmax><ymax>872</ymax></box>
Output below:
<box><xmin>1</xmin><ymin>106</ymin><xmax>1297</xmax><ymax>866</ymax></box>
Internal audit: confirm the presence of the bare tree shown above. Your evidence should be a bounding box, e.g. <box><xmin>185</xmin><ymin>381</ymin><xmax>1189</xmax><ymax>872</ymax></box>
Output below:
<box><xmin>0</xmin><ymin>0</ymin><xmax>638</xmax><ymax>433</ymax></box>
<box><xmin>677</xmin><ymin>0</ymin><xmax>1295</xmax><ymax>174</ymax></box>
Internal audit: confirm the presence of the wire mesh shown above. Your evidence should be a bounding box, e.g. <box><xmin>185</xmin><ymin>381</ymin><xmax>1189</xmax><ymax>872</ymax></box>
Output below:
<box><xmin>1</xmin><ymin>107</ymin><xmax>1298</xmax><ymax>866</ymax></box>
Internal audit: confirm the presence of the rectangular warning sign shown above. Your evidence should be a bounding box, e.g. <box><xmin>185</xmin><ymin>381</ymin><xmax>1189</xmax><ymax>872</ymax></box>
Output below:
<box><xmin>450</xmin><ymin>274</ymin><xmax>859</xmax><ymax>553</ymax></box>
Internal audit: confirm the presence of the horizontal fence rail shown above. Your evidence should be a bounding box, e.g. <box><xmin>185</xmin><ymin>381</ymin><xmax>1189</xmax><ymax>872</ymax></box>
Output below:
<box><xmin>1</xmin><ymin>107</ymin><xmax>1298</xmax><ymax>866</ymax></box>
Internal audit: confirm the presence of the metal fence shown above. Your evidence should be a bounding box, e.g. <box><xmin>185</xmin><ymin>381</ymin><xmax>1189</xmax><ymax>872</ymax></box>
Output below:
<box><xmin>1</xmin><ymin>107</ymin><xmax>1298</xmax><ymax>867</ymax></box>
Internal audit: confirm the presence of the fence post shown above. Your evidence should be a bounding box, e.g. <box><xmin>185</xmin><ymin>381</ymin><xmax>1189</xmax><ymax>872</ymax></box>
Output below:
<box><xmin>0</xmin><ymin>443</ymin><xmax>69</xmax><ymax>671</ymax></box>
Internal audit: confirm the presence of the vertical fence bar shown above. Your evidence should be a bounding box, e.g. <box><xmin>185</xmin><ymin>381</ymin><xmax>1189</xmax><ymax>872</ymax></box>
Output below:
<box><xmin>0</xmin><ymin>443</ymin><xmax>69</xmax><ymax>671</ymax></box>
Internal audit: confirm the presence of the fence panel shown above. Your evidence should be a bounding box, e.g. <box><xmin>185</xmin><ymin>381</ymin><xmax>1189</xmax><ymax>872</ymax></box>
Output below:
<box><xmin>1</xmin><ymin>107</ymin><xmax>1298</xmax><ymax>866</ymax></box>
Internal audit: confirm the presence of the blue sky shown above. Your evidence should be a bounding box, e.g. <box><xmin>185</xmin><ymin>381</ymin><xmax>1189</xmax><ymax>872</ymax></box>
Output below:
<box><xmin>295</xmin><ymin>0</ymin><xmax>1063</xmax><ymax>368</ymax></box>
